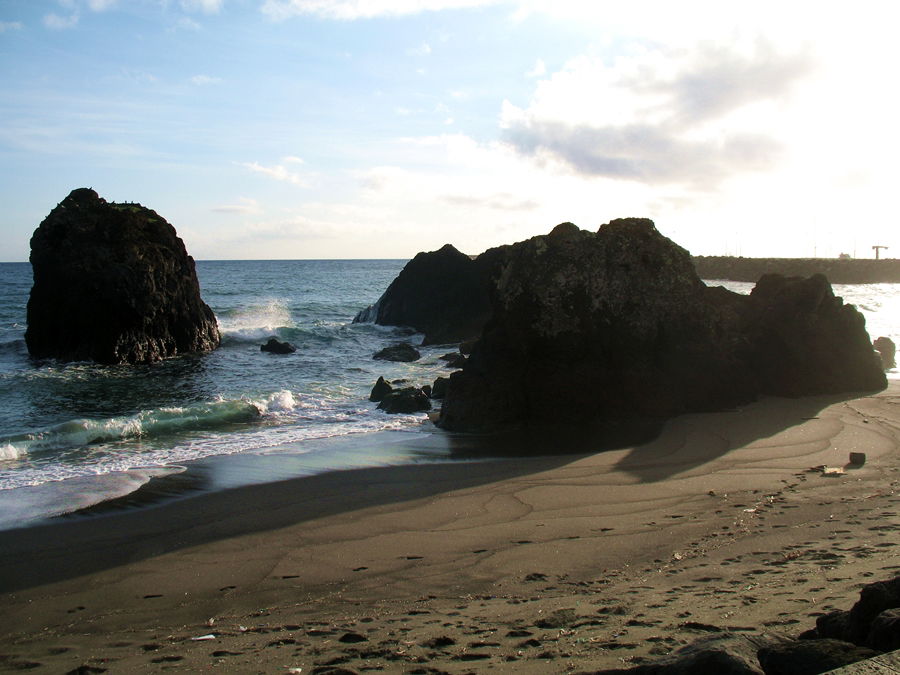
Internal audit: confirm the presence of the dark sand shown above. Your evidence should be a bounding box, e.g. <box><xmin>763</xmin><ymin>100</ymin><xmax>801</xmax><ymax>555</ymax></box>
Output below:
<box><xmin>1</xmin><ymin>383</ymin><xmax>898</xmax><ymax>673</ymax></box>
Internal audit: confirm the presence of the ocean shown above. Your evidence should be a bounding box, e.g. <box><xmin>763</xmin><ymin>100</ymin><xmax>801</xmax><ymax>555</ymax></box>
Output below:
<box><xmin>0</xmin><ymin>261</ymin><xmax>898</xmax><ymax>530</ymax></box>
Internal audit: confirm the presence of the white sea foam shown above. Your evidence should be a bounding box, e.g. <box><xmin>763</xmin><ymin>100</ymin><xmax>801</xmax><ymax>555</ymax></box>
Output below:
<box><xmin>0</xmin><ymin>443</ymin><xmax>21</xmax><ymax>461</ymax></box>
<box><xmin>217</xmin><ymin>299</ymin><xmax>293</xmax><ymax>341</ymax></box>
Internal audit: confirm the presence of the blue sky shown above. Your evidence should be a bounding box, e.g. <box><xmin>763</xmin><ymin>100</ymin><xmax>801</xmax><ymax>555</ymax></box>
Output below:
<box><xmin>1</xmin><ymin>0</ymin><xmax>897</xmax><ymax>260</ymax></box>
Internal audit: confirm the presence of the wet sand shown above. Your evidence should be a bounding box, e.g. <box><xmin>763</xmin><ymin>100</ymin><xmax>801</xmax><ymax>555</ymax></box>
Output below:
<box><xmin>1</xmin><ymin>383</ymin><xmax>898</xmax><ymax>673</ymax></box>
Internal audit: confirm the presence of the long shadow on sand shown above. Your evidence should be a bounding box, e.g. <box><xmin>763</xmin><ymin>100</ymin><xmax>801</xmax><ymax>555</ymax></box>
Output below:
<box><xmin>0</xmin><ymin>389</ymin><xmax>867</xmax><ymax>594</ymax></box>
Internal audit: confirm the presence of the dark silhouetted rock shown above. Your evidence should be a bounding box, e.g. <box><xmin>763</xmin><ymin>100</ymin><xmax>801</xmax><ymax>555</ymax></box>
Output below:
<box><xmin>583</xmin><ymin>633</ymin><xmax>780</xmax><ymax>674</ymax></box>
<box><xmin>815</xmin><ymin>610</ymin><xmax>851</xmax><ymax>641</ymax></box>
<box><xmin>757</xmin><ymin>639</ymin><xmax>880</xmax><ymax>675</ymax></box>
<box><xmin>847</xmin><ymin>576</ymin><xmax>900</xmax><ymax>645</ymax></box>
<box><xmin>377</xmin><ymin>387</ymin><xmax>431</xmax><ymax>414</ymax></box>
<box><xmin>440</xmin><ymin>352</ymin><xmax>467</xmax><ymax>368</ymax></box>
<box><xmin>874</xmin><ymin>336</ymin><xmax>896</xmax><ymax>369</ymax></box>
<box><xmin>439</xmin><ymin>219</ymin><xmax>761</xmax><ymax>431</ymax></box>
<box><xmin>26</xmin><ymin>188</ymin><xmax>220</xmax><ymax>364</ymax></box>
<box><xmin>431</xmin><ymin>376</ymin><xmax>449</xmax><ymax>400</ymax></box>
<box><xmin>260</xmin><ymin>337</ymin><xmax>296</xmax><ymax>354</ymax></box>
<box><xmin>741</xmin><ymin>274</ymin><xmax>886</xmax><ymax>396</ymax></box>
<box><xmin>369</xmin><ymin>376</ymin><xmax>392</xmax><ymax>402</ymax></box>
<box><xmin>353</xmin><ymin>243</ymin><xmax>493</xmax><ymax>345</ymax></box>
<box><xmin>437</xmin><ymin>220</ymin><xmax>886</xmax><ymax>432</ymax></box>
<box><xmin>373</xmin><ymin>343</ymin><xmax>421</xmax><ymax>362</ymax></box>
<box><xmin>867</xmin><ymin>608</ymin><xmax>900</xmax><ymax>652</ymax></box>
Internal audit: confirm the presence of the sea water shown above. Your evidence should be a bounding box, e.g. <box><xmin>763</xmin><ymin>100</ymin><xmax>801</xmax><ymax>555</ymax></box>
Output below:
<box><xmin>0</xmin><ymin>262</ymin><xmax>897</xmax><ymax>529</ymax></box>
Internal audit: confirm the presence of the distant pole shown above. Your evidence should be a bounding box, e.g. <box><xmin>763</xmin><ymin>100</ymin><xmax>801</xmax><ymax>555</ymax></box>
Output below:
<box><xmin>873</xmin><ymin>245</ymin><xmax>889</xmax><ymax>260</ymax></box>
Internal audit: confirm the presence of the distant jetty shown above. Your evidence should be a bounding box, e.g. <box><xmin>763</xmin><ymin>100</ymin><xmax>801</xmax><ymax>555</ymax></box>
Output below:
<box><xmin>693</xmin><ymin>256</ymin><xmax>900</xmax><ymax>284</ymax></box>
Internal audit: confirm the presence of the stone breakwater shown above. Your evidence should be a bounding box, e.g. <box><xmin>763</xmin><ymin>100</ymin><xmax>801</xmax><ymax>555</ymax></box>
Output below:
<box><xmin>693</xmin><ymin>256</ymin><xmax>900</xmax><ymax>284</ymax></box>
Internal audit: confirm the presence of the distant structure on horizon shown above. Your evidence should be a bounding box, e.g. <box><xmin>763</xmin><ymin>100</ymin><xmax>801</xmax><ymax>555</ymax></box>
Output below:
<box><xmin>873</xmin><ymin>245</ymin><xmax>889</xmax><ymax>260</ymax></box>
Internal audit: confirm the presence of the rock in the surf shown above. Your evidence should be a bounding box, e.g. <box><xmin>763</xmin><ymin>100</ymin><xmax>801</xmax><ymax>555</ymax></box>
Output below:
<box><xmin>376</xmin><ymin>387</ymin><xmax>431</xmax><ymax>414</ymax></box>
<box><xmin>26</xmin><ymin>188</ymin><xmax>220</xmax><ymax>364</ymax></box>
<box><xmin>260</xmin><ymin>337</ymin><xmax>296</xmax><ymax>354</ymax></box>
<box><xmin>369</xmin><ymin>376</ymin><xmax>393</xmax><ymax>402</ymax></box>
<box><xmin>874</xmin><ymin>336</ymin><xmax>896</xmax><ymax>369</ymax></box>
<box><xmin>373</xmin><ymin>343</ymin><xmax>421</xmax><ymax>362</ymax></box>
<box><xmin>353</xmin><ymin>243</ymin><xmax>493</xmax><ymax>345</ymax></box>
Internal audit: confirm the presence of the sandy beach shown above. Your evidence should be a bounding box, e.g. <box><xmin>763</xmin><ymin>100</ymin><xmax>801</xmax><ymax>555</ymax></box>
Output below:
<box><xmin>1</xmin><ymin>382</ymin><xmax>898</xmax><ymax>673</ymax></box>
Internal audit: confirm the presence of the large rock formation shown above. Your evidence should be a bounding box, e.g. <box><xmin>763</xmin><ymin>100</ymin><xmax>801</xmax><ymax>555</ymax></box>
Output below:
<box><xmin>353</xmin><ymin>243</ymin><xmax>493</xmax><ymax>345</ymax></box>
<box><xmin>26</xmin><ymin>188</ymin><xmax>220</xmax><ymax>365</ymax></box>
<box><xmin>370</xmin><ymin>219</ymin><xmax>884</xmax><ymax>433</ymax></box>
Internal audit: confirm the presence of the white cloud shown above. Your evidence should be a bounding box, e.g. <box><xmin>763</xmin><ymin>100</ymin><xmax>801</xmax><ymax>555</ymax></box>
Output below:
<box><xmin>407</xmin><ymin>42</ymin><xmax>432</xmax><ymax>56</ymax></box>
<box><xmin>500</xmin><ymin>41</ymin><xmax>813</xmax><ymax>187</ymax></box>
<box><xmin>282</xmin><ymin>155</ymin><xmax>305</xmax><ymax>164</ymax></box>
<box><xmin>181</xmin><ymin>0</ymin><xmax>224</xmax><ymax>14</ymax></box>
<box><xmin>43</xmin><ymin>12</ymin><xmax>79</xmax><ymax>29</ymax></box>
<box><xmin>190</xmin><ymin>74</ymin><xmax>222</xmax><ymax>85</ymax></box>
<box><xmin>240</xmin><ymin>161</ymin><xmax>311</xmax><ymax>187</ymax></box>
<box><xmin>0</xmin><ymin>21</ymin><xmax>24</xmax><ymax>32</ymax></box>
<box><xmin>212</xmin><ymin>197</ymin><xmax>260</xmax><ymax>214</ymax></box>
<box><xmin>261</xmin><ymin>0</ymin><xmax>503</xmax><ymax>20</ymax></box>
<box><xmin>526</xmin><ymin>58</ymin><xmax>545</xmax><ymax>78</ymax></box>
<box><xmin>87</xmin><ymin>0</ymin><xmax>118</xmax><ymax>10</ymax></box>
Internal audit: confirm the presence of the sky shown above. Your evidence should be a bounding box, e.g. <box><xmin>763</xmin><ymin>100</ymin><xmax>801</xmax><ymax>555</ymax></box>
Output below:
<box><xmin>0</xmin><ymin>0</ymin><xmax>897</xmax><ymax>261</ymax></box>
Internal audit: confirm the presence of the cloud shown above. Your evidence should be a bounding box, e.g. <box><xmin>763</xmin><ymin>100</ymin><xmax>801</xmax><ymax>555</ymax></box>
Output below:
<box><xmin>0</xmin><ymin>21</ymin><xmax>24</xmax><ymax>32</ymax></box>
<box><xmin>282</xmin><ymin>155</ymin><xmax>305</xmax><ymax>164</ymax></box>
<box><xmin>441</xmin><ymin>192</ymin><xmax>539</xmax><ymax>211</ymax></box>
<box><xmin>501</xmin><ymin>41</ymin><xmax>814</xmax><ymax>187</ymax></box>
<box><xmin>261</xmin><ymin>0</ymin><xmax>502</xmax><ymax>20</ymax></box>
<box><xmin>212</xmin><ymin>197</ymin><xmax>260</xmax><ymax>214</ymax></box>
<box><xmin>239</xmin><ymin>160</ymin><xmax>311</xmax><ymax>187</ymax></box>
<box><xmin>43</xmin><ymin>12</ymin><xmax>79</xmax><ymax>29</ymax></box>
<box><xmin>407</xmin><ymin>42</ymin><xmax>432</xmax><ymax>56</ymax></box>
<box><xmin>181</xmin><ymin>0</ymin><xmax>224</xmax><ymax>13</ymax></box>
<box><xmin>526</xmin><ymin>58</ymin><xmax>545</xmax><ymax>78</ymax></box>
<box><xmin>87</xmin><ymin>0</ymin><xmax>118</xmax><ymax>10</ymax></box>
<box><xmin>190</xmin><ymin>74</ymin><xmax>222</xmax><ymax>85</ymax></box>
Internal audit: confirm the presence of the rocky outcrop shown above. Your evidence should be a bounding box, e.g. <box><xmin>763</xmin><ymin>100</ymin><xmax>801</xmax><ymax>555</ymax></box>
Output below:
<box><xmin>436</xmin><ymin>220</ymin><xmax>885</xmax><ymax>432</ymax></box>
<box><xmin>26</xmin><ymin>188</ymin><xmax>220</xmax><ymax>365</ymax></box>
<box><xmin>353</xmin><ymin>243</ymin><xmax>493</xmax><ymax>345</ymax></box>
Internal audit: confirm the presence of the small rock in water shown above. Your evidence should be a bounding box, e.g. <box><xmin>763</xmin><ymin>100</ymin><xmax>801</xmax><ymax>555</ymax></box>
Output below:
<box><xmin>369</xmin><ymin>376</ymin><xmax>393</xmax><ymax>402</ymax></box>
<box><xmin>373</xmin><ymin>343</ymin><xmax>421</xmax><ymax>362</ymax></box>
<box><xmin>377</xmin><ymin>387</ymin><xmax>431</xmax><ymax>414</ymax></box>
<box><xmin>849</xmin><ymin>452</ymin><xmax>866</xmax><ymax>467</ymax></box>
<box><xmin>260</xmin><ymin>337</ymin><xmax>296</xmax><ymax>354</ymax></box>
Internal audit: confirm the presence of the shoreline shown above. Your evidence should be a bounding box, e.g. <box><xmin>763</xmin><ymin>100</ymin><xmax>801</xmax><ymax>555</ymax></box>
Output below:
<box><xmin>1</xmin><ymin>383</ymin><xmax>898</xmax><ymax>673</ymax></box>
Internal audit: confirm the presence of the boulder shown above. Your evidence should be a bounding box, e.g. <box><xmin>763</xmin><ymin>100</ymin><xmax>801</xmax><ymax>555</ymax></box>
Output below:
<box><xmin>756</xmin><ymin>639</ymin><xmax>880</xmax><ymax>675</ymax></box>
<box><xmin>353</xmin><ymin>243</ymin><xmax>494</xmax><ymax>345</ymax></box>
<box><xmin>373</xmin><ymin>343</ymin><xmax>421</xmax><ymax>362</ymax></box>
<box><xmin>741</xmin><ymin>274</ymin><xmax>887</xmax><ymax>396</ymax></box>
<box><xmin>866</xmin><ymin>608</ymin><xmax>900</xmax><ymax>652</ymax></box>
<box><xmin>846</xmin><ymin>576</ymin><xmax>900</xmax><ymax>645</ymax></box>
<box><xmin>582</xmin><ymin>633</ymin><xmax>780</xmax><ymax>674</ymax></box>
<box><xmin>25</xmin><ymin>188</ymin><xmax>220</xmax><ymax>364</ymax></box>
<box><xmin>260</xmin><ymin>337</ymin><xmax>296</xmax><ymax>354</ymax></box>
<box><xmin>377</xmin><ymin>387</ymin><xmax>431</xmax><ymax>414</ymax></box>
<box><xmin>431</xmin><ymin>376</ymin><xmax>449</xmax><ymax>399</ymax></box>
<box><xmin>874</xmin><ymin>336</ymin><xmax>896</xmax><ymax>369</ymax></box>
<box><xmin>369</xmin><ymin>376</ymin><xmax>393</xmax><ymax>402</ymax></box>
<box><xmin>439</xmin><ymin>352</ymin><xmax>467</xmax><ymax>368</ymax></box>
<box><xmin>815</xmin><ymin>610</ymin><xmax>851</xmax><ymax>641</ymax></box>
<box><xmin>437</xmin><ymin>220</ymin><xmax>886</xmax><ymax>432</ymax></box>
